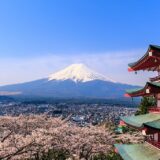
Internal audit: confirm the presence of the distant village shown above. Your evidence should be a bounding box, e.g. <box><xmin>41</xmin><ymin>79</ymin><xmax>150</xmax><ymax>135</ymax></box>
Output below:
<box><xmin>0</xmin><ymin>100</ymin><xmax>136</xmax><ymax>126</ymax></box>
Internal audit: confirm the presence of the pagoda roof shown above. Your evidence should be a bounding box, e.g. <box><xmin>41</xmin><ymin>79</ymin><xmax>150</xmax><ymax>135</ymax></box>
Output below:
<box><xmin>125</xmin><ymin>82</ymin><xmax>160</xmax><ymax>97</ymax></box>
<box><xmin>144</xmin><ymin>119</ymin><xmax>160</xmax><ymax>130</ymax></box>
<box><xmin>121</xmin><ymin>113</ymin><xmax>160</xmax><ymax>128</ymax></box>
<box><xmin>128</xmin><ymin>45</ymin><xmax>160</xmax><ymax>72</ymax></box>
<box><xmin>114</xmin><ymin>143</ymin><xmax>160</xmax><ymax>160</ymax></box>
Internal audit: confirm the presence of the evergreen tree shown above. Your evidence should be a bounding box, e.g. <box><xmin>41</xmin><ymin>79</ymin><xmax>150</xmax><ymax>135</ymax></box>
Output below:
<box><xmin>135</xmin><ymin>96</ymin><xmax>156</xmax><ymax>115</ymax></box>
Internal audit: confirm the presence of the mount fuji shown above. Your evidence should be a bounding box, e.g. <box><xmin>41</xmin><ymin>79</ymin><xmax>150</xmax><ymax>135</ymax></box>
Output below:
<box><xmin>0</xmin><ymin>64</ymin><xmax>138</xmax><ymax>99</ymax></box>
<box><xmin>48</xmin><ymin>64</ymin><xmax>115</xmax><ymax>83</ymax></box>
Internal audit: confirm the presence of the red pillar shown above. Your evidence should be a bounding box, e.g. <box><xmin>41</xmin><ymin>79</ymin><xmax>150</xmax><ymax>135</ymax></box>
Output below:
<box><xmin>158</xmin><ymin>132</ymin><xmax>160</xmax><ymax>142</ymax></box>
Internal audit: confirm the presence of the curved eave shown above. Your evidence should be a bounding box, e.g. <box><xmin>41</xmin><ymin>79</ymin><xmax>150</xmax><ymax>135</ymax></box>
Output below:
<box><xmin>144</xmin><ymin>119</ymin><xmax>160</xmax><ymax>130</ymax></box>
<box><xmin>128</xmin><ymin>45</ymin><xmax>160</xmax><ymax>72</ymax></box>
<box><xmin>125</xmin><ymin>82</ymin><xmax>160</xmax><ymax>97</ymax></box>
<box><xmin>125</xmin><ymin>88</ymin><xmax>144</xmax><ymax>97</ymax></box>
<box><xmin>121</xmin><ymin>113</ymin><xmax>160</xmax><ymax>129</ymax></box>
<box><xmin>114</xmin><ymin>143</ymin><xmax>160</xmax><ymax>160</ymax></box>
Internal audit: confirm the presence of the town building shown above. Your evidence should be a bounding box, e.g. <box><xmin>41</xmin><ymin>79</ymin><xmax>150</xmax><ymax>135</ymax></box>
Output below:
<box><xmin>115</xmin><ymin>45</ymin><xmax>160</xmax><ymax>159</ymax></box>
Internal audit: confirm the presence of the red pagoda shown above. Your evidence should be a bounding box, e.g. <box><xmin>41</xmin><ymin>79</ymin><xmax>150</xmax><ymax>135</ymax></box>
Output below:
<box><xmin>115</xmin><ymin>45</ymin><xmax>160</xmax><ymax>160</ymax></box>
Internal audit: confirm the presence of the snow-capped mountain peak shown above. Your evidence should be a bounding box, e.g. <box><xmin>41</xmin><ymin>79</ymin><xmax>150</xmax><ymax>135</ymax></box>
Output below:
<box><xmin>48</xmin><ymin>63</ymin><xmax>115</xmax><ymax>83</ymax></box>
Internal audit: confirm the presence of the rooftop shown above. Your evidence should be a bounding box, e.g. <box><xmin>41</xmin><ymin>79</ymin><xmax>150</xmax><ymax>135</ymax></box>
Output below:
<box><xmin>128</xmin><ymin>44</ymin><xmax>160</xmax><ymax>72</ymax></box>
<box><xmin>121</xmin><ymin>113</ymin><xmax>160</xmax><ymax>128</ymax></box>
<box><xmin>125</xmin><ymin>82</ymin><xmax>160</xmax><ymax>97</ymax></box>
<box><xmin>144</xmin><ymin>119</ymin><xmax>160</xmax><ymax>130</ymax></box>
<box><xmin>115</xmin><ymin>143</ymin><xmax>160</xmax><ymax>160</ymax></box>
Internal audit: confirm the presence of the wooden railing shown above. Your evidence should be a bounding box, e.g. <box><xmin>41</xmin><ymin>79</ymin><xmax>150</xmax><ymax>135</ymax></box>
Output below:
<box><xmin>150</xmin><ymin>75</ymin><xmax>160</xmax><ymax>82</ymax></box>
<box><xmin>147</xmin><ymin>139</ymin><xmax>160</xmax><ymax>149</ymax></box>
<box><xmin>148</xmin><ymin>107</ymin><xmax>160</xmax><ymax>113</ymax></box>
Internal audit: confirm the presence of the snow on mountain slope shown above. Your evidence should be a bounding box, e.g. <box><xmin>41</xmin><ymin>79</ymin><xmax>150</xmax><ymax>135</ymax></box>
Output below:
<box><xmin>48</xmin><ymin>63</ymin><xmax>115</xmax><ymax>83</ymax></box>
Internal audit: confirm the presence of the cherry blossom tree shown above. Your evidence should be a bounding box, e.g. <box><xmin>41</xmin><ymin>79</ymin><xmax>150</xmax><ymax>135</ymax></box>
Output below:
<box><xmin>0</xmin><ymin>115</ymin><xmax>143</xmax><ymax>160</ymax></box>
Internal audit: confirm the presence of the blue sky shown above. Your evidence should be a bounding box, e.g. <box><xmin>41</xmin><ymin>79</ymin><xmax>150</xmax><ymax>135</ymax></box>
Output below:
<box><xmin>0</xmin><ymin>0</ymin><xmax>160</xmax><ymax>85</ymax></box>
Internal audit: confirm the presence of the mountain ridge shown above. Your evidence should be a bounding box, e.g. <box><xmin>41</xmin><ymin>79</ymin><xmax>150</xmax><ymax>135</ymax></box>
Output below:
<box><xmin>0</xmin><ymin>64</ymin><xmax>140</xmax><ymax>99</ymax></box>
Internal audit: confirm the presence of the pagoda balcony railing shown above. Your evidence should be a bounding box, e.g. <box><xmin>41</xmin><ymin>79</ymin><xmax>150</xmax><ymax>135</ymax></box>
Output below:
<box><xmin>148</xmin><ymin>106</ymin><xmax>160</xmax><ymax>113</ymax></box>
<box><xmin>150</xmin><ymin>75</ymin><xmax>160</xmax><ymax>82</ymax></box>
<box><xmin>147</xmin><ymin>139</ymin><xmax>160</xmax><ymax>149</ymax></box>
